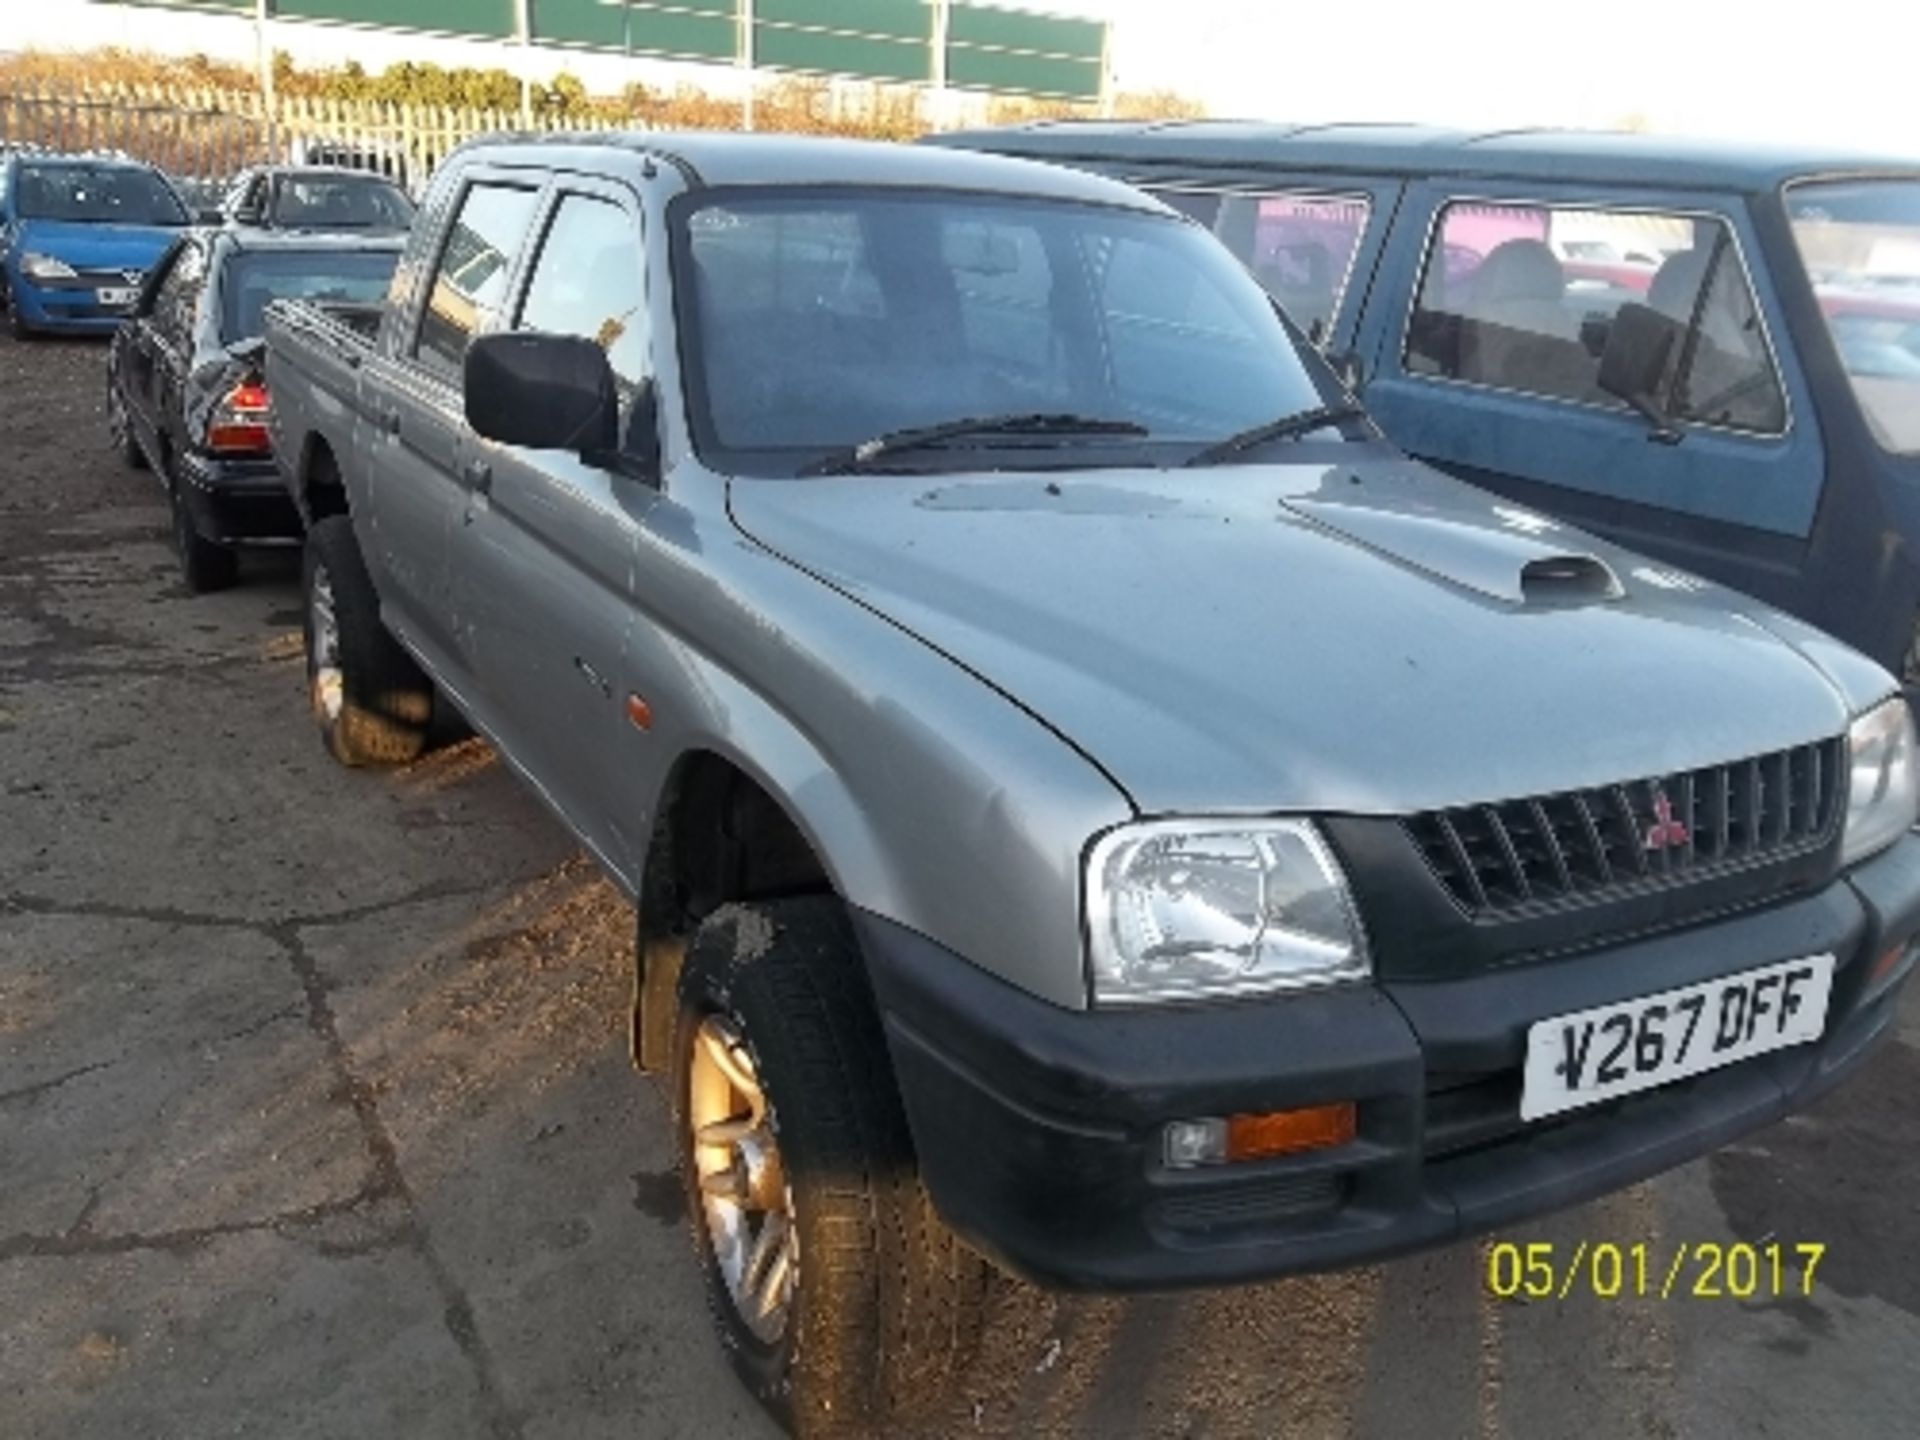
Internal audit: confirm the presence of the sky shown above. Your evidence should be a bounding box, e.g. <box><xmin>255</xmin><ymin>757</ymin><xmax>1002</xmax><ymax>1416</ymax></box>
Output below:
<box><xmin>9</xmin><ymin>0</ymin><xmax>1920</xmax><ymax>154</ymax></box>
<box><xmin>1087</xmin><ymin>0</ymin><xmax>1918</xmax><ymax>152</ymax></box>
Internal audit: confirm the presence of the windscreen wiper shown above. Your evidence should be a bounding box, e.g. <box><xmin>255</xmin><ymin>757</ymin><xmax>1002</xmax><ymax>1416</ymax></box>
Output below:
<box><xmin>1181</xmin><ymin>403</ymin><xmax>1368</xmax><ymax>468</ymax></box>
<box><xmin>801</xmin><ymin>412</ymin><xmax>1149</xmax><ymax>476</ymax></box>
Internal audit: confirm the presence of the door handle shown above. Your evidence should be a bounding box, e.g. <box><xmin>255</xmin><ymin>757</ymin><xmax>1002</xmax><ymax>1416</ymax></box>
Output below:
<box><xmin>462</xmin><ymin>458</ymin><xmax>493</xmax><ymax>494</ymax></box>
<box><xmin>378</xmin><ymin>408</ymin><xmax>401</xmax><ymax>437</ymax></box>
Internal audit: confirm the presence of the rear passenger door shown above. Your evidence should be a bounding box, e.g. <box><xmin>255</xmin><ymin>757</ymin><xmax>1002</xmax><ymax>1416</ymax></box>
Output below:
<box><xmin>1131</xmin><ymin>176</ymin><xmax>1398</xmax><ymax>354</ymax></box>
<box><xmin>450</xmin><ymin>174</ymin><xmax>659</xmax><ymax>878</ymax></box>
<box><xmin>364</xmin><ymin>168</ymin><xmax>544</xmax><ymax>683</ymax></box>
<box><xmin>1355</xmin><ymin>183</ymin><xmax>1824</xmax><ymax>610</ymax></box>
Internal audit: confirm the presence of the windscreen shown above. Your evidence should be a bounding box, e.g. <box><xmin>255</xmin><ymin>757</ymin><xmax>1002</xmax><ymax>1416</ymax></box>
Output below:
<box><xmin>270</xmin><ymin>174</ymin><xmax>415</xmax><ymax>231</ymax></box>
<box><xmin>221</xmin><ymin>249</ymin><xmax>398</xmax><ymax>341</ymax></box>
<box><xmin>14</xmin><ymin>163</ymin><xmax>188</xmax><ymax>226</ymax></box>
<box><xmin>1787</xmin><ymin>179</ymin><xmax>1920</xmax><ymax>454</ymax></box>
<box><xmin>675</xmin><ymin>188</ymin><xmax>1325</xmax><ymax>472</ymax></box>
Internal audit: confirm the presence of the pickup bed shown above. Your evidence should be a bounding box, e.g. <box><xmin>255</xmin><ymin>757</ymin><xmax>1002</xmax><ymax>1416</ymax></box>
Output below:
<box><xmin>264</xmin><ymin>131</ymin><xmax>1920</xmax><ymax>1438</ymax></box>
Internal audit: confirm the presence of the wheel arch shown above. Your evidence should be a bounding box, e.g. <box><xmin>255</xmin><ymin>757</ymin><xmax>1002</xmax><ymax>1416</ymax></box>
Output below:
<box><xmin>296</xmin><ymin>432</ymin><xmax>350</xmax><ymax>524</ymax></box>
<box><xmin>631</xmin><ymin>738</ymin><xmax>898</xmax><ymax>1072</ymax></box>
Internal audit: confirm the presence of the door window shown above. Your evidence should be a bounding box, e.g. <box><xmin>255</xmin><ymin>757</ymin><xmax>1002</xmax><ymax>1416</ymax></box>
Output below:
<box><xmin>1405</xmin><ymin>199</ymin><xmax>1786</xmax><ymax>434</ymax></box>
<box><xmin>415</xmin><ymin>182</ymin><xmax>541</xmax><ymax>381</ymax></box>
<box><xmin>1148</xmin><ymin>187</ymin><xmax>1371</xmax><ymax>344</ymax></box>
<box><xmin>517</xmin><ymin>193</ymin><xmax>652</xmax><ymax>436</ymax></box>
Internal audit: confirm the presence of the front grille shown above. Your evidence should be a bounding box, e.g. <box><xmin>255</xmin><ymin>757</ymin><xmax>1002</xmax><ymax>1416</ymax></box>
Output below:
<box><xmin>37</xmin><ymin>269</ymin><xmax>143</xmax><ymax>292</ymax></box>
<box><xmin>1406</xmin><ymin>737</ymin><xmax>1845</xmax><ymax>917</ymax></box>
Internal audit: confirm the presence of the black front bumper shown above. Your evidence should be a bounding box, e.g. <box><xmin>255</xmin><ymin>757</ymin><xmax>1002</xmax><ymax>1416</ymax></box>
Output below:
<box><xmin>857</xmin><ymin>833</ymin><xmax>1920</xmax><ymax>1292</ymax></box>
<box><xmin>177</xmin><ymin>452</ymin><xmax>302</xmax><ymax>546</ymax></box>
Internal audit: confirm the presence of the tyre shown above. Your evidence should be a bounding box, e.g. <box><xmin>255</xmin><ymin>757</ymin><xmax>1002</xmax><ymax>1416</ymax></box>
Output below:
<box><xmin>106</xmin><ymin>375</ymin><xmax>148</xmax><ymax>470</ymax></box>
<box><xmin>7</xmin><ymin>299</ymin><xmax>35</xmax><ymax>341</ymax></box>
<box><xmin>167</xmin><ymin>468</ymin><xmax>238</xmax><ymax>593</ymax></box>
<box><xmin>302</xmin><ymin>515</ymin><xmax>431</xmax><ymax>766</ymax></box>
<box><xmin>674</xmin><ymin>898</ymin><xmax>987</xmax><ymax>1437</ymax></box>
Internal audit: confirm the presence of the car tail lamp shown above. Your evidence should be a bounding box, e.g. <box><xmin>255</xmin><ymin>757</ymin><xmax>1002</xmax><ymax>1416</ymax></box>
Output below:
<box><xmin>207</xmin><ymin>380</ymin><xmax>272</xmax><ymax>455</ymax></box>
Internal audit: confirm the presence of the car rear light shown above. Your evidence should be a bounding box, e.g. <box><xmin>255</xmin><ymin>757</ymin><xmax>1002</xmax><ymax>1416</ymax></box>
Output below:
<box><xmin>207</xmin><ymin>380</ymin><xmax>272</xmax><ymax>455</ymax></box>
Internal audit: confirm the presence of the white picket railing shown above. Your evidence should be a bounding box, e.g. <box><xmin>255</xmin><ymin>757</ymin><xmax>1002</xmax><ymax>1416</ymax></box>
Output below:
<box><xmin>0</xmin><ymin>81</ymin><xmax>629</xmax><ymax>196</ymax></box>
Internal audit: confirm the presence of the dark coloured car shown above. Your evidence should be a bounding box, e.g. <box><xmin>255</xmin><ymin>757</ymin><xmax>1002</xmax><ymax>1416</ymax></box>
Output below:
<box><xmin>933</xmin><ymin>122</ymin><xmax>1920</xmax><ymax>689</ymax></box>
<box><xmin>109</xmin><ymin>227</ymin><xmax>401</xmax><ymax>589</ymax></box>
<box><xmin>220</xmin><ymin>165</ymin><xmax>416</xmax><ymax>234</ymax></box>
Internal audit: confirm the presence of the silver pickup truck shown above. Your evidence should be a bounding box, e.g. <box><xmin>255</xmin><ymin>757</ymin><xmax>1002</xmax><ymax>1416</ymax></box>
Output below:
<box><xmin>265</xmin><ymin>132</ymin><xmax>1920</xmax><ymax>1435</ymax></box>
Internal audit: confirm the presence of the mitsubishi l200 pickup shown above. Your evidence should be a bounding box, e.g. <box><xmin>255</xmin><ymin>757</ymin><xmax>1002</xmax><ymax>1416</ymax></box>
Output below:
<box><xmin>262</xmin><ymin>133</ymin><xmax>1920</xmax><ymax>1436</ymax></box>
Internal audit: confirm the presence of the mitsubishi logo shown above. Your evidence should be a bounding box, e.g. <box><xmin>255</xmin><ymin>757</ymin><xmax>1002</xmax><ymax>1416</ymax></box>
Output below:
<box><xmin>123</xmin><ymin>269</ymin><xmax>143</xmax><ymax>285</ymax></box>
<box><xmin>1644</xmin><ymin>789</ymin><xmax>1690</xmax><ymax>852</ymax></box>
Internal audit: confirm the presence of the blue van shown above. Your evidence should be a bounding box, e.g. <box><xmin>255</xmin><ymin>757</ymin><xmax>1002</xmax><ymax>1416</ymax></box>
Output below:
<box><xmin>934</xmin><ymin>123</ymin><xmax>1920</xmax><ymax>686</ymax></box>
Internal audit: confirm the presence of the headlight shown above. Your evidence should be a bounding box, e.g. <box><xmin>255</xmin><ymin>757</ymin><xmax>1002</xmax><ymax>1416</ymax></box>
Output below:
<box><xmin>20</xmin><ymin>252</ymin><xmax>76</xmax><ymax>281</ymax></box>
<box><xmin>1084</xmin><ymin>818</ymin><xmax>1369</xmax><ymax>1006</ymax></box>
<box><xmin>1842</xmin><ymin>697</ymin><xmax>1919</xmax><ymax>867</ymax></box>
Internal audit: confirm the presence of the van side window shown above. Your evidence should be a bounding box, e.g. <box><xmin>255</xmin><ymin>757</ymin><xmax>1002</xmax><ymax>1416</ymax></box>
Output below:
<box><xmin>415</xmin><ymin>182</ymin><xmax>541</xmax><ymax>381</ymax></box>
<box><xmin>1405</xmin><ymin>201</ymin><xmax>1786</xmax><ymax>434</ymax></box>
<box><xmin>1147</xmin><ymin>188</ymin><xmax>1370</xmax><ymax>345</ymax></box>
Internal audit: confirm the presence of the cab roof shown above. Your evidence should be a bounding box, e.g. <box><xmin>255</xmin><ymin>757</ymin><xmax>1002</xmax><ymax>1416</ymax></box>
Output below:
<box><xmin>926</xmin><ymin>120</ymin><xmax>1920</xmax><ymax>194</ymax></box>
<box><xmin>453</xmin><ymin>130</ymin><xmax>1172</xmax><ymax>210</ymax></box>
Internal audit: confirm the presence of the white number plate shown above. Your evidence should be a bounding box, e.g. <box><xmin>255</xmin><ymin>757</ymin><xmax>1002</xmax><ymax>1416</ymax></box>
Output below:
<box><xmin>96</xmin><ymin>287</ymin><xmax>137</xmax><ymax>307</ymax></box>
<box><xmin>1520</xmin><ymin>954</ymin><xmax>1834</xmax><ymax>1122</ymax></box>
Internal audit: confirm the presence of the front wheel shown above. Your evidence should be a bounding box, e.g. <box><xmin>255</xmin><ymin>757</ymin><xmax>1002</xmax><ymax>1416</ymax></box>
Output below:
<box><xmin>302</xmin><ymin>515</ymin><xmax>431</xmax><ymax>766</ymax></box>
<box><xmin>674</xmin><ymin>898</ymin><xmax>987</xmax><ymax>1437</ymax></box>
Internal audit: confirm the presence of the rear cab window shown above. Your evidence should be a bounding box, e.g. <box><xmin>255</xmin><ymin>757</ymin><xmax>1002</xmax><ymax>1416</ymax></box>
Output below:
<box><xmin>1404</xmin><ymin>199</ymin><xmax>1787</xmax><ymax>435</ymax></box>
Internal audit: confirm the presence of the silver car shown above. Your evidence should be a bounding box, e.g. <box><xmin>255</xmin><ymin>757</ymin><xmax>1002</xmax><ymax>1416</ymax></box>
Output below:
<box><xmin>262</xmin><ymin>134</ymin><xmax>1920</xmax><ymax>1435</ymax></box>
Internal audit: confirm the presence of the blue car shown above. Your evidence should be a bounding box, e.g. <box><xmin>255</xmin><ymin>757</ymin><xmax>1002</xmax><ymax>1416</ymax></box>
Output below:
<box><xmin>0</xmin><ymin>153</ymin><xmax>194</xmax><ymax>337</ymax></box>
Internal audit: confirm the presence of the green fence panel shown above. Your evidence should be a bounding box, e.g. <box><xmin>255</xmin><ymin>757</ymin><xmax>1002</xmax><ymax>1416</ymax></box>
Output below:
<box><xmin>754</xmin><ymin>23</ymin><xmax>929</xmax><ymax>82</ymax></box>
<box><xmin>948</xmin><ymin>3</ymin><xmax>1102</xmax><ymax>60</ymax></box>
<box><xmin>946</xmin><ymin>44</ymin><xmax>1099</xmax><ymax>98</ymax></box>
<box><xmin>531</xmin><ymin>0</ymin><xmax>737</xmax><ymax>59</ymax></box>
<box><xmin>757</xmin><ymin>0</ymin><xmax>931</xmax><ymax>43</ymax></box>
<box><xmin>274</xmin><ymin>0</ymin><xmax>516</xmax><ymax>38</ymax></box>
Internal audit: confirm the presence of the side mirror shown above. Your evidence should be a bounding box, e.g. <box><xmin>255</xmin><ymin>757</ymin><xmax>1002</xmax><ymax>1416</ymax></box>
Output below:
<box><xmin>197</xmin><ymin>206</ymin><xmax>225</xmax><ymax>226</ymax></box>
<box><xmin>465</xmin><ymin>332</ymin><xmax>619</xmax><ymax>456</ymax></box>
<box><xmin>1598</xmin><ymin>302</ymin><xmax>1683</xmax><ymax>443</ymax></box>
<box><xmin>232</xmin><ymin>204</ymin><xmax>263</xmax><ymax>226</ymax></box>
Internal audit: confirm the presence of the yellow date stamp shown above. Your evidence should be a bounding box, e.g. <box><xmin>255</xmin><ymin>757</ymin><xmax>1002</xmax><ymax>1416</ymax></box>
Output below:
<box><xmin>1486</xmin><ymin>1240</ymin><xmax>1825</xmax><ymax>1301</ymax></box>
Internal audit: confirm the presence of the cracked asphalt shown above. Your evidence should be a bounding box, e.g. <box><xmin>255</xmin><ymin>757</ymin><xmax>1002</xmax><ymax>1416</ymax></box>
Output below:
<box><xmin>5</xmin><ymin>329</ymin><xmax>1920</xmax><ymax>1439</ymax></box>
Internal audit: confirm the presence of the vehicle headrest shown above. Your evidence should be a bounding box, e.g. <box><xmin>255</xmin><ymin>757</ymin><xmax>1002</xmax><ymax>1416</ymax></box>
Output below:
<box><xmin>1470</xmin><ymin>239</ymin><xmax>1565</xmax><ymax>305</ymax></box>
<box><xmin>1648</xmin><ymin>248</ymin><xmax>1712</xmax><ymax>320</ymax></box>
